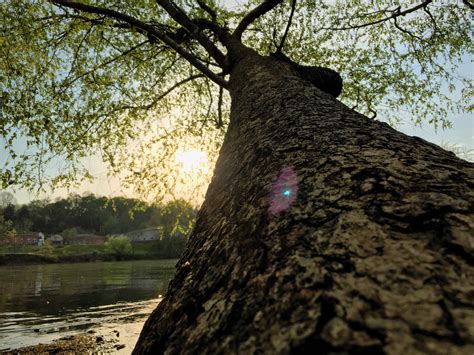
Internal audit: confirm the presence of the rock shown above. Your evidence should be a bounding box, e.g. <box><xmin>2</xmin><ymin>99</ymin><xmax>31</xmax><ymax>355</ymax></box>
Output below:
<box><xmin>95</xmin><ymin>335</ymin><xmax>104</xmax><ymax>343</ymax></box>
<box><xmin>59</xmin><ymin>335</ymin><xmax>75</xmax><ymax>341</ymax></box>
<box><xmin>33</xmin><ymin>329</ymin><xmax>39</xmax><ymax>333</ymax></box>
<box><xmin>87</xmin><ymin>330</ymin><xmax>96</xmax><ymax>334</ymax></box>
<box><xmin>114</xmin><ymin>344</ymin><xmax>126</xmax><ymax>350</ymax></box>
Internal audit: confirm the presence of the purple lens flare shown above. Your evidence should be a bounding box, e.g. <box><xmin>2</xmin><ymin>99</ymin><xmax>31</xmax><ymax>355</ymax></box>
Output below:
<box><xmin>268</xmin><ymin>166</ymin><xmax>298</xmax><ymax>215</ymax></box>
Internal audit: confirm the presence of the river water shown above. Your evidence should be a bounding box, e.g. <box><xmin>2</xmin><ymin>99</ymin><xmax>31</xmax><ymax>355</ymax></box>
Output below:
<box><xmin>0</xmin><ymin>259</ymin><xmax>177</xmax><ymax>353</ymax></box>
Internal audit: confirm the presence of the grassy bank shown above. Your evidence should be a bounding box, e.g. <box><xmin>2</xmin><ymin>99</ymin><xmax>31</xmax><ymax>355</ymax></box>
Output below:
<box><xmin>0</xmin><ymin>241</ymin><xmax>184</xmax><ymax>266</ymax></box>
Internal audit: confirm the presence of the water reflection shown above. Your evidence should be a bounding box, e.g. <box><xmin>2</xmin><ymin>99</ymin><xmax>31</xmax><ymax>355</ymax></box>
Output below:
<box><xmin>0</xmin><ymin>259</ymin><xmax>177</xmax><ymax>350</ymax></box>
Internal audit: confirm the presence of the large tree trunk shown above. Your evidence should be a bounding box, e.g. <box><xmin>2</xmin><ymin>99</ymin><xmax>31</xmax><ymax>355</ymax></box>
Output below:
<box><xmin>134</xmin><ymin>51</ymin><xmax>474</xmax><ymax>354</ymax></box>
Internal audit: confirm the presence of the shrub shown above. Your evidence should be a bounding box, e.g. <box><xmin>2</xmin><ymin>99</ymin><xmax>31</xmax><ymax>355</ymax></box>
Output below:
<box><xmin>105</xmin><ymin>235</ymin><xmax>132</xmax><ymax>257</ymax></box>
<box><xmin>40</xmin><ymin>240</ymin><xmax>54</xmax><ymax>257</ymax></box>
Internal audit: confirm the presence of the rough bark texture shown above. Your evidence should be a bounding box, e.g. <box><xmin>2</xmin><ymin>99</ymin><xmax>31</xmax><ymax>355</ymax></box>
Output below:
<box><xmin>134</xmin><ymin>51</ymin><xmax>474</xmax><ymax>355</ymax></box>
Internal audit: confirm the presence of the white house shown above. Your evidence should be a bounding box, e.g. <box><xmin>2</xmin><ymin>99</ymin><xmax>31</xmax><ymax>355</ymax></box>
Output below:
<box><xmin>48</xmin><ymin>234</ymin><xmax>64</xmax><ymax>246</ymax></box>
<box><xmin>123</xmin><ymin>228</ymin><xmax>163</xmax><ymax>243</ymax></box>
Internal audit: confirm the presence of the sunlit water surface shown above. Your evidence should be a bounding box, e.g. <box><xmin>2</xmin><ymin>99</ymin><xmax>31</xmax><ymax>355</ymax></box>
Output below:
<box><xmin>0</xmin><ymin>259</ymin><xmax>177</xmax><ymax>352</ymax></box>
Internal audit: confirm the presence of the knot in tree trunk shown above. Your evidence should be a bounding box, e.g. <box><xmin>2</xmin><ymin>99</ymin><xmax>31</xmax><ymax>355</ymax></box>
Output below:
<box><xmin>270</xmin><ymin>51</ymin><xmax>343</xmax><ymax>98</ymax></box>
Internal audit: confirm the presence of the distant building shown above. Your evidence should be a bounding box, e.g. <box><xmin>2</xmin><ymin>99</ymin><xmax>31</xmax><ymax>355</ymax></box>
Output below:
<box><xmin>64</xmin><ymin>234</ymin><xmax>108</xmax><ymax>245</ymax></box>
<box><xmin>122</xmin><ymin>228</ymin><xmax>163</xmax><ymax>243</ymax></box>
<box><xmin>48</xmin><ymin>234</ymin><xmax>64</xmax><ymax>246</ymax></box>
<box><xmin>2</xmin><ymin>232</ymin><xmax>45</xmax><ymax>246</ymax></box>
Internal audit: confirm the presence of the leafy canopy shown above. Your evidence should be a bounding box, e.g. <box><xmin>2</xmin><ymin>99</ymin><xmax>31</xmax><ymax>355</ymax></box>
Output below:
<box><xmin>0</xmin><ymin>192</ymin><xmax>197</xmax><ymax>236</ymax></box>
<box><xmin>1</xmin><ymin>0</ymin><xmax>472</xmax><ymax>202</ymax></box>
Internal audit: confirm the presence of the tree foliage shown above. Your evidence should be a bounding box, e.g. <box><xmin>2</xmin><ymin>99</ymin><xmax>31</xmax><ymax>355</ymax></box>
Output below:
<box><xmin>40</xmin><ymin>239</ymin><xmax>54</xmax><ymax>257</ymax></box>
<box><xmin>104</xmin><ymin>235</ymin><xmax>132</xmax><ymax>256</ymax></box>
<box><xmin>149</xmin><ymin>199</ymin><xmax>197</xmax><ymax>237</ymax></box>
<box><xmin>0</xmin><ymin>214</ymin><xmax>16</xmax><ymax>237</ymax></box>
<box><xmin>1</xmin><ymin>0</ymin><xmax>472</xmax><ymax>201</ymax></box>
<box><xmin>0</xmin><ymin>192</ymin><xmax>197</xmax><ymax>236</ymax></box>
<box><xmin>0</xmin><ymin>191</ymin><xmax>16</xmax><ymax>208</ymax></box>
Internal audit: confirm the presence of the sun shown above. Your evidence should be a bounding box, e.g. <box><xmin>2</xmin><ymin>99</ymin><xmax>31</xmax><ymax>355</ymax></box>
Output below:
<box><xmin>175</xmin><ymin>148</ymin><xmax>207</xmax><ymax>173</ymax></box>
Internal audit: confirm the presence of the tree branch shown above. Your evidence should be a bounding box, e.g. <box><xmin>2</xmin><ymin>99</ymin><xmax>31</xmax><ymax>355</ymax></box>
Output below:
<box><xmin>192</xmin><ymin>18</ymin><xmax>232</xmax><ymax>49</ymax></box>
<box><xmin>217</xmin><ymin>85</ymin><xmax>224</xmax><ymax>128</ymax></box>
<box><xmin>124</xmin><ymin>74</ymin><xmax>205</xmax><ymax>111</ymax></box>
<box><xmin>423</xmin><ymin>6</ymin><xmax>440</xmax><ymax>35</ymax></box>
<box><xmin>65</xmin><ymin>23</ymin><xmax>94</xmax><ymax>81</ymax></box>
<box><xmin>233</xmin><ymin>0</ymin><xmax>284</xmax><ymax>39</ymax></box>
<box><xmin>72</xmin><ymin>72</ymin><xmax>204</xmax><ymax>146</ymax></box>
<box><xmin>462</xmin><ymin>0</ymin><xmax>474</xmax><ymax>10</ymax></box>
<box><xmin>276</xmin><ymin>0</ymin><xmax>297</xmax><ymax>53</ymax></box>
<box><xmin>64</xmin><ymin>40</ymin><xmax>150</xmax><ymax>88</ymax></box>
<box><xmin>393</xmin><ymin>16</ymin><xmax>423</xmax><ymax>41</ymax></box>
<box><xmin>324</xmin><ymin>0</ymin><xmax>433</xmax><ymax>31</ymax></box>
<box><xmin>197</xmin><ymin>0</ymin><xmax>217</xmax><ymax>22</ymax></box>
<box><xmin>51</xmin><ymin>0</ymin><xmax>228</xmax><ymax>88</ymax></box>
<box><xmin>156</xmin><ymin>0</ymin><xmax>226</xmax><ymax>66</ymax></box>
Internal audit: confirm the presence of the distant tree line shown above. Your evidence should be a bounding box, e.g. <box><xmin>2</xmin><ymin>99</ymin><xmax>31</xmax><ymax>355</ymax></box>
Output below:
<box><xmin>0</xmin><ymin>191</ymin><xmax>197</xmax><ymax>237</ymax></box>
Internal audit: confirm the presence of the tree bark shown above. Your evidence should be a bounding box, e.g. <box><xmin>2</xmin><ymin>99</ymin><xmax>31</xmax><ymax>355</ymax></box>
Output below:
<box><xmin>134</xmin><ymin>51</ymin><xmax>474</xmax><ymax>355</ymax></box>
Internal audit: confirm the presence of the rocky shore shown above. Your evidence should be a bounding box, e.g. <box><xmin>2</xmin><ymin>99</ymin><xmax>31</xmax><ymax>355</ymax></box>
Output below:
<box><xmin>1</xmin><ymin>332</ymin><xmax>128</xmax><ymax>354</ymax></box>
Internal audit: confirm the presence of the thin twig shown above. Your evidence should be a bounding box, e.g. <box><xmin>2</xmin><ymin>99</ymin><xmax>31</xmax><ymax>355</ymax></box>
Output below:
<box><xmin>204</xmin><ymin>78</ymin><xmax>214</xmax><ymax>120</ymax></box>
<box><xmin>324</xmin><ymin>0</ymin><xmax>433</xmax><ymax>31</ymax></box>
<box><xmin>350</xmin><ymin>87</ymin><xmax>361</xmax><ymax>111</ymax></box>
<box><xmin>276</xmin><ymin>0</ymin><xmax>297</xmax><ymax>53</ymax></box>
<box><xmin>217</xmin><ymin>86</ymin><xmax>223</xmax><ymax>128</ymax></box>
<box><xmin>64</xmin><ymin>24</ymin><xmax>94</xmax><ymax>83</ymax></box>
<box><xmin>393</xmin><ymin>16</ymin><xmax>423</xmax><ymax>41</ymax></box>
<box><xmin>130</xmin><ymin>74</ymin><xmax>205</xmax><ymax>111</ymax></box>
<box><xmin>423</xmin><ymin>6</ymin><xmax>440</xmax><ymax>35</ymax></box>
<box><xmin>64</xmin><ymin>41</ymin><xmax>149</xmax><ymax>88</ymax></box>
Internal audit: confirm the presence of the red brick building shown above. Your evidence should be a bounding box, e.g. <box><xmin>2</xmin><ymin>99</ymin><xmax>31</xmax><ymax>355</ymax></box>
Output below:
<box><xmin>1</xmin><ymin>232</ymin><xmax>45</xmax><ymax>246</ymax></box>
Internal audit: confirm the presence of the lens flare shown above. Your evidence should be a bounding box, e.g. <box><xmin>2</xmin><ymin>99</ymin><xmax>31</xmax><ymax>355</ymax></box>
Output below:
<box><xmin>268</xmin><ymin>166</ymin><xmax>298</xmax><ymax>215</ymax></box>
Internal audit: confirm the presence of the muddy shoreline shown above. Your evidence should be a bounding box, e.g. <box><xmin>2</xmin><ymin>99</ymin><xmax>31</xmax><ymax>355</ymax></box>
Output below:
<box><xmin>1</xmin><ymin>332</ymin><xmax>127</xmax><ymax>354</ymax></box>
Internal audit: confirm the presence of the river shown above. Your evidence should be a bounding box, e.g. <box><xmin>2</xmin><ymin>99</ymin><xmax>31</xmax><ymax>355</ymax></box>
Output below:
<box><xmin>0</xmin><ymin>259</ymin><xmax>177</xmax><ymax>353</ymax></box>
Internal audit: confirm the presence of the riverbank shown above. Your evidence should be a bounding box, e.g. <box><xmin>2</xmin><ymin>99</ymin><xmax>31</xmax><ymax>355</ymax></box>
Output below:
<box><xmin>1</xmin><ymin>330</ymin><xmax>134</xmax><ymax>354</ymax></box>
<box><xmin>0</xmin><ymin>252</ymin><xmax>165</xmax><ymax>266</ymax></box>
<box><xmin>0</xmin><ymin>241</ymin><xmax>182</xmax><ymax>265</ymax></box>
<box><xmin>1</xmin><ymin>333</ymin><xmax>108</xmax><ymax>354</ymax></box>
<box><xmin>0</xmin><ymin>299</ymin><xmax>155</xmax><ymax>354</ymax></box>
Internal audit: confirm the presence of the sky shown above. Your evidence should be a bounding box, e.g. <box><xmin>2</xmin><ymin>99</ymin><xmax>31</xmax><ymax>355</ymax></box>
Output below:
<box><xmin>1</xmin><ymin>0</ymin><xmax>473</xmax><ymax>205</ymax></box>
